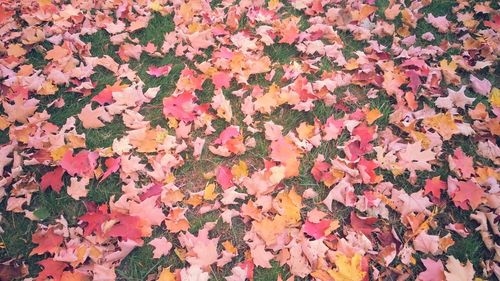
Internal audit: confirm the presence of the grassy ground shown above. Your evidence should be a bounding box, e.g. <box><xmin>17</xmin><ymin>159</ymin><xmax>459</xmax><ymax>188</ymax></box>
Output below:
<box><xmin>1</xmin><ymin>0</ymin><xmax>499</xmax><ymax>280</ymax></box>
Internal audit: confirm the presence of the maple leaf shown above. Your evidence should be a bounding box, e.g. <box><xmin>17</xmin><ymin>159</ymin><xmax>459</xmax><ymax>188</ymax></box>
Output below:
<box><xmin>394</xmin><ymin>189</ymin><xmax>432</xmax><ymax>217</ymax></box>
<box><xmin>399</xmin><ymin>142</ymin><xmax>436</xmax><ymax>171</ymax></box>
<box><xmin>414</xmin><ymin>231</ymin><xmax>440</xmax><ymax>255</ymax></box>
<box><xmin>435</xmin><ymin>86</ymin><xmax>474</xmax><ymax>109</ymax></box>
<box><xmin>216</xmin><ymin>165</ymin><xmax>234</xmax><ymax>190</ymax></box>
<box><xmin>251</xmin><ymin>244</ymin><xmax>273</xmax><ymax>268</ymax></box>
<box><xmin>165</xmin><ymin>207</ymin><xmax>190</xmax><ymax>233</ymax></box>
<box><xmin>212</xmin><ymin>71</ymin><xmax>232</xmax><ymax>90</ymax></box>
<box><xmin>323</xmin><ymin>179</ymin><xmax>356</xmax><ymax>210</ymax></box>
<box><xmin>60</xmin><ymin>271</ymin><xmax>90</xmax><ymax>281</ymax></box>
<box><xmin>2</xmin><ymin>98</ymin><xmax>39</xmax><ymax>123</ymax></box>
<box><xmin>100</xmin><ymin>157</ymin><xmax>121</xmax><ymax>182</ymax></box>
<box><xmin>149</xmin><ymin>237</ymin><xmax>173</xmax><ymax>259</ymax></box>
<box><xmin>179</xmin><ymin>227</ymin><xmax>220</xmax><ymax>268</ymax></box>
<box><xmin>45</xmin><ymin>45</ymin><xmax>69</xmax><ymax>60</ymax></box>
<box><xmin>452</xmin><ymin>180</ymin><xmax>484</xmax><ymax>210</ymax></box>
<box><xmin>79</xmin><ymin>205</ymin><xmax>109</xmax><ymax>236</ymax></box>
<box><xmin>423</xmin><ymin>113</ymin><xmax>459</xmax><ymax>141</ymax></box>
<box><xmin>270</xmin><ymin>137</ymin><xmax>301</xmax><ymax>178</ymax></box>
<box><xmin>278</xmin><ymin>17</ymin><xmax>300</xmax><ymax>44</ymax></box>
<box><xmin>417</xmin><ymin>258</ymin><xmax>446</xmax><ymax>281</ymax></box>
<box><xmin>162</xmin><ymin>91</ymin><xmax>198</xmax><ymax>122</ymax></box>
<box><xmin>147</xmin><ymin>64</ymin><xmax>172</xmax><ymax>77</ymax></box>
<box><xmin>30</xmin><ymin>228</ymin><xmax>64</xmax><ymax>256</ymax></box>
<box><xmin>106</xmin><ymin>214</ymin><xmax>144</xmax><ymax>240</ymax></box>
<box><xmin>448</xmin><ymin>148</ymin><xmax>474</xmax><ymax>179</ymax></box>
<box><xmin>444</xmin><ymin>256</ymin><xmax>475</xmax><ymax>281</ymax></box>
<box><xmin>180</xmin><ymin>266</ymin><xmax>210</xmax><ymax>281</ymax></box>
<box><xmin>423</xmin><ymin>176</ymin><xmax>446</xmax><ymax>198</ymax></box>
<box><xmin>67</xmin><ymin>177</ymin><xmax>89</xmax><ymax>200</ymax></box>
<box><xmin>328</xmin><ymin>253</ymin><xmax>366</xmax><ymax>281</ymax></box>
<box><xmin>350</xmin><ymin>211</ymin><xmax>379</xmax><ymax>237</ymax></box>
<box><xmin>302</xmin><ymin>219</ymin><xmax>334</xmax><ymax>239</ymax></box>
<box><xmin>40</xmin><ymin>167</ymin><xmax>65</xmax><ymax>193</ymax></box>
<box><xmin>157</xmin><ymin>267</ymin><xmax>176</xmax><ymax>281</ymax></box>
<box><xmin>275</xmin><ymin>189</ymin><xmax>302</xmax><ymax>224</ymax></box>
<box><xmin>129</xmin><ymin>196</ymin><xmax>166</xmax><ymax>227</ymax></box>
<box><xmin>425</xmin><ymin>14</ymin><xmax>450</xmax><ymax>33</ymax></box>
<box><xmin>36</xmin><ymin>258</ymin><xmax>67</xmax><ymax>281</ymax></box>
<box><xmin>77</xmin><ymin>104</ymin><xmax>113</xmax><ymax>129</ymax></box>
<box><xmin>60</xmin><ymin>150</ymin><xmax>99</xmax><ymax>178</ymax></box>
<box><xmin>91</xmin><ymin>81</ymin><xmax>127</xmax><ymax>105</ymax></box>
<box><xmin>469</xmin><ymin>75</ymin><xmax>492</xmax><ymax>96</ymax></box>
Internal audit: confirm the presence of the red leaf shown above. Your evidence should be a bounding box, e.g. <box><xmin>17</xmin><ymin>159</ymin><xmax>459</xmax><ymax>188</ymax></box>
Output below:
<box><xmin>350</xmin><ymin>211</ymin><xmax>379</xmax><ymax>237</ymax></box>
<box><xmin>30</xmin><ymin>228</ymin><xmax>64</xmax><ymax>256</ymax></box>
<box><xmin>100</xmin><ymin>157</ymin><xmax>121</xmax><ymax>182</ymax></box>
<box><xmin>91</xmin><ymin>81</ymin><xmax>127</xmax><ymax>105</ymax></box>
<box><xmin>40</xmin><ymin>167</ymin><xmax>65</xmax><ymax>193</ymax></box>
<box><xmin>216</xmin><ymin>165</ymin><xmax>233</xmax><ymax>190</ymax></box>
<box><xmin>423</xmin><ymin>176</ymin><xmax>446</xmax><ymax>198</ymax></box>
<box><xmin>36</xmin><ymin>258</ymin><xmax>67</xmax><ymax>281</ymax></box>
<box><xmin>147</xmin><ymin>64</ymin><xmax>172</xmax><ymax>77</ymax></box>
<box><xmin>302</xmin><ymin>219</ymin><xmax>332</xmax><ymax>239</ymax></box>
<box><xmin>60</xmin><ymin>150</ymin><xmax>99</xmax><ymax>178</ymax></box>
<box><xmin>311</xmin><ymin>156</ymin><xmax>330</xmax><ymax>182</ymax></box>
<box><xmin>79</xmin><ymin>205</ymin><xmax>109</xmax><ymax>236</ymax></box>
<box><xmin>352</xmin><ymin>123</ymin><xmax>375</xmax><ymax>148</ymax></box>
<box><xmin>106</xmin><ymin>213</ymin><xmax>143</xmax><ymax>241</ymax></box>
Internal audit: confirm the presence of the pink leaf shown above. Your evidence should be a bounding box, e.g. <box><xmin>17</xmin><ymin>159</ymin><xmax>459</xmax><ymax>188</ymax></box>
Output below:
<box><xmin>60</xmin><ymin>150</ymin><xmax>99</xmax><ymax>178</ymax></box>
<box><xmin>162</xmin><ymin>91</ymin><xmax>198</xmax><ymax>122</ymax></box>
<box><xmin>147</xmin><ymin>64</ymin><xmax>172</xmax><ymax>77</ymax></box>
<box><xmin>148</xmin><ymin>237</ymin><xmax>173</xmax><ymax>259</ymax></box>
<box><xmin>417</xmin><ymin>258</ymin><xmax>445</xmax><ymax>281</ymax></box>
<box><xmin>212</xmin><ymin>71</ymin><xmax>231</xmax><ymax>90</ymax></box>
<box><xmin>216</xmin><ymin>165</ymin><xmax>233</xmax><ymax>190</ymax></box>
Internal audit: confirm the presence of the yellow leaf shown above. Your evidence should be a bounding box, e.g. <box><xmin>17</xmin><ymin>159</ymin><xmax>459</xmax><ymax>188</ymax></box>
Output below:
<box><xmin>296</xmin><ymin>122</ymin><xmax>315</xmax><ymax>140</ymax></box>
<box><xmin>423</xmin><ymin>113</ymin><xmax>459</xmax><ymax>140</ymax></box>
<box><xmin>253</xmin><ymin>216</ymin><xmax>287</xmax><ymax>246</ymax></box>
<box><xmin>268</xmin><ymin>0</ymin><xmax>280</xmax><ymax>10</ymax></box>
<box><xmin>66</xmin><ymin>134</ymin><xmax>86</xmax><ymax>148</ymax></box>
<box><xmin>275</xmin><ymin>189</ymin><xmax>302</xmax><ymax>224</ymax></box>
<box><xmin>175</xmin><ymin>247</ymin><xmax>187</xmax><ymax>262</ymax></box>
<box><xmin>149</xmin><ymin>1</ymin><xmax>163</xmax><ymax>12</ymax></box>
<box><xmin>328</xmin><ymin>253</ymin><xmax>366</xmax><ymax>281</ymax></box>
<box><xmin>37</xmin><ymin>81</ymin><xmax>58</xmax><ymax>96</ymax></box>
<box><xmin>38</xmin><ymin>0</ymin><xmax>52</xmax><ymax>6</ymax></box>
<box><xmin>222</xmin><ymin>240</ymin><xmax>238</xmax><ymax>254</ymax></box>
<box><xmin>231</xmin><ymin>160</ymin><xmax>248</xmax><ymax>178</ymax></box>
<box><xmin>203</xmin><ymin>183</ymin><xmax>218</xmax><ymax>201</ymax></box>
<box><xmin>157</xmin><ymin>267</ymin><xmax>175</xmax><ymax>281</ymax></box>
<box><xmin>164</xmin><ymin>173</ymin><xmax>176</xmax><ymax>184</ymax></box>
<box><xmin>352</xmin><ymin>5</ymin><xmax>377</xmax><ymax>21</ymax></box>
<box><xmin>490</xmin><ymin>87</ymin><xmax>500</xmax><ymax>107</ymax></box>
<box><xmin>0</xmin><ymin>115</ymin><xmax>11</xmax><ymax>130</ymax></box>
<box><xmin>365</xmin><ymin>108</ymin><xmax>382</xmax><ymax>125</ymax></box>
<box><xmin>168</xmin><ymin>117</ymin><xmax>178</xmax><ymax>129</ymax></box>
<box><xmin>185</xmin><ymin>193</ymin><xmax>202</xmax><ymax>207</ymax></box>
<box><xmin>51</xmin><ymin>146</ymin><xmax>70</xmax><ymax>161</ymax></box>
